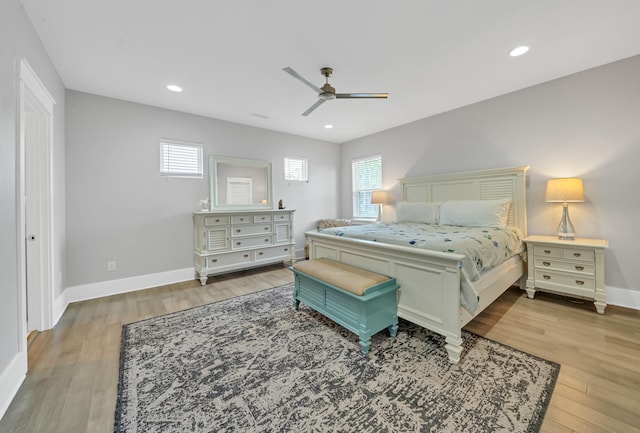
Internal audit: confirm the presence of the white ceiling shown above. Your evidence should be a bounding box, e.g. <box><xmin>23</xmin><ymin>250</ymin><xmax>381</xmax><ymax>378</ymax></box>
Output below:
<box><xmin>23</xmin><ymin>0</ymin><xmax>640</xmax><ymax>143</ymax></box>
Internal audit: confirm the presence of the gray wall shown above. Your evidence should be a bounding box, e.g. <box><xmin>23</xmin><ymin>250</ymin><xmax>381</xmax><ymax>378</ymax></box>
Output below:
<box><xmin>65</xmin><ymin>91</ymin><xmax>340</xmax><ymax>287</ymax></box>
<box><xmin>341</xmin><ymin>55</ymin><xmax>640</xmax><ymax>293</ymax></box>
<box><xmin>0</xmin><ymin>0</ymin><xmax>66</xmax><ymax>379</ymax></box>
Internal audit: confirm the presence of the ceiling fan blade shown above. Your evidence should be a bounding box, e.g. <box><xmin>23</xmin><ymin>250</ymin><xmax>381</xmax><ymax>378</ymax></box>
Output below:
<box><xmin>283</xmin><ymin>67</ymin><xmax>321</xmax><ymax>93</ymax></box>
<box><xmin>302</xmin><ymin>99</ymin><xmax>327</xmax><ymax>116</ymax></box>
<box><xmin>336</xmin><ymin>93</ymin><xmax>389</xmax><ymax>99</ymax></box>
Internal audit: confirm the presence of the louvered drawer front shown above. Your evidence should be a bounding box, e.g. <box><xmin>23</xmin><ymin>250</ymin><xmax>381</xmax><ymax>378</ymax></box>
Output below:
<box><xmin>534</xmin><ymin>257</ymin><xmax>595</xmax><ymax>275</ymax></box>
<box><xmin>533</xmin><ymin>245</ymin><xmax>562</xmax><ymax>258</ymax></box>
<box><xmin>230</xmin><ymin>215</ymin><xmax>251</xmax><ymax>224</ymax></box>
<box><xmin>562</xmin><ymin>248</ymin><xmax>594</xmax><ymax>262</ymax></box>
<box><xmin>255</xmin><ymin>245</ymin><xmax>291</xmax><ymax>261</ymax></box>
<box><xmin>534</xmin><ymin>270</ymin><xmax>595</xmax><ymax>291</ymax></box>
<box><xmin>253</xmin><ymin>214</ymin><xmax>272</xmax><ymax>223</ymax></box>
<box><xmin>274</xmin><ymin>213</ymin><xmax>290</xmax><ymax>222</ymax></box>
<box><xmin>207</xmin><ymin>228</ymin><xmax>229</xmax><ymax>251</ymax></box>
<box><xmin>208</xmin><ymin>251</ymin><xmax>253</xmax><ymax>268</ymax></box>
<box><xmin>232</xmin><ymin>235</ymin><xmax>273</xmax><ymax>250</ymax></box>
<box><xmin>274</xmin><ymin>223</ymin><xmax>291</xmax><ymax>243</ymax></box>
<box><xmin>232</xmin><ymin>224</ymin><xmax>272</xmax><ymax>237</ymax></box>
<box><xmin>204</xmin><ymin>216</ymin><xmax>229</xmax><ymax>226</ymax></box>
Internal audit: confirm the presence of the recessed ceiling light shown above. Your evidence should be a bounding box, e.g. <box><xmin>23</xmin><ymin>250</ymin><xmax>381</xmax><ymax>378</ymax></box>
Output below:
<box><xmin>324</xmin><ymin>124</ymin><xmax>334</xmax><ymax>129</ymax></box>
<box><xmin>510</xmin><ymin>46</ymin><xmax>529</xmax><ymax>57</ymax></box>
<box><xmin>167</xmin><ymin>84</ymin><xmax>183</xmax><ymax>92</ymax></box>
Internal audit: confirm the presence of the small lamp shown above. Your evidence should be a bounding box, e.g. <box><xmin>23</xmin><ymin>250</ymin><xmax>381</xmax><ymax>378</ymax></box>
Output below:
<box><xmin>545</xmin><ymin>178</ymin><xmax>584</xmax><ymax>240</ymax></box>
<box><xmin>370</xmin><ymin>190</ymin><xmax>388</xmax><ymax>222</ymax></box>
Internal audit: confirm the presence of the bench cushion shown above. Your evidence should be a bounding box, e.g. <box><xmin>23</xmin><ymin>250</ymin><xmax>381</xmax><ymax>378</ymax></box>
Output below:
<box><xmin>292</xmin><ymin>258</ymin><xmax>390</xmax><ymax>296</ymax></box>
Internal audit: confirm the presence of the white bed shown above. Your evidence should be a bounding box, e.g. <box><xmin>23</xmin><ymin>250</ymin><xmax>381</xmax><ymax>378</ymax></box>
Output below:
<box><xmin>305</xmin><ymin>165</ymin><xmax>529</xmax><ymax>363</ymax></box>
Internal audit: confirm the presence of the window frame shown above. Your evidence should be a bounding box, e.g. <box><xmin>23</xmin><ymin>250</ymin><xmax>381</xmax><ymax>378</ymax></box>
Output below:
<box><xmin>351</xmin><ymin>154</ymin><xmax>382</xmax><ymax>221</ymax></box>
<box><xmin>284</xmin><ymin>155</ymin><xmax>309</xmax><ymax>182</ymax></box>
<box><xmin>159</xmin><ymin>139</ymin><xmax>203</xmax><ymax>178</ymax></box>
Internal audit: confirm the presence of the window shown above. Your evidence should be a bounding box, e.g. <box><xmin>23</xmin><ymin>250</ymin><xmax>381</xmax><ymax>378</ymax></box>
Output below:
<box><xmin>284</xmin><ymin>156</ymin><xmax>308</xmax><ymax>182</ymax></box>
<box><xmin>352</xmin><ymin>154</ymin><xmax>382</xmax><ymax>219</ymax></box>
<box><xmin>160</xmin><ymin>139</ymin><xmax>203</xmax><ymax>178</ymax></box>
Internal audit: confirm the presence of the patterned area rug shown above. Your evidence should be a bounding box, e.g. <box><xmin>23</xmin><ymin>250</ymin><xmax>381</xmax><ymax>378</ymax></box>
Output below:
<box><xmin>115</xmin><ymin>284</ymin><xmax>559</xmax><ymax>433</ymax></box>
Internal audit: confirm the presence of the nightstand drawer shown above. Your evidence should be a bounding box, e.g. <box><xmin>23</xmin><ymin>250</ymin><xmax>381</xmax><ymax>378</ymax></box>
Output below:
<box><xmin>562</xmin><ymin>248</ymin><xmax>594</xmax><ymax>262</ymax></box>
<box><xmin>534</xmin><ymin>270</ymin><xmax>595</xmax><ymax>291</ymax></box>
<box><xmin>533</xmin><ymin>245</ymin><xmax>562</xmax><ymax>258</ymax></box>
<box><xmin>534</xmin><ymin>257</ymin><xmax>595</xmax><ymax>275</ymax></box>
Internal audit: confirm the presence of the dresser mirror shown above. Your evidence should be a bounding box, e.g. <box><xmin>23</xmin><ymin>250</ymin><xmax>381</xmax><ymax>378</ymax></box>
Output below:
<box><xmin>209</xmin><ymin>155</ymin><xmax>273</xmax><ymax>211</ymax></box>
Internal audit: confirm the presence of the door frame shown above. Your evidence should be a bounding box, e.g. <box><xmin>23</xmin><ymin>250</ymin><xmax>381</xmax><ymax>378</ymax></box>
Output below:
<box><xmin>17</xmin><ymin>58</ymin><xmax>56</xmax><ymax>347</ymax></box>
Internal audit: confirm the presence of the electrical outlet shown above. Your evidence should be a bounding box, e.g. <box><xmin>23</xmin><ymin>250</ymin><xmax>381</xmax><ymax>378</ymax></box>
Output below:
<box><xmin>107</xmin><ymin>261</ymin><xmax>116</xmax><ymax>272</ymax></box>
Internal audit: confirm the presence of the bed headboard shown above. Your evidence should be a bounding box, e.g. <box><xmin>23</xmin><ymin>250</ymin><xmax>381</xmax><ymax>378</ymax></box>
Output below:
<box><xmin>398</xmin><ymin>166</ymin><xmax>529</xmax><ymax>237</ymax></box>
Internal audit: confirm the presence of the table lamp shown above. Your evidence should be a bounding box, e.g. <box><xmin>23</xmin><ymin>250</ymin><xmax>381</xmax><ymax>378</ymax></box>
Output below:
<box><xmin>545</xmin><ymin>177</ymin><xmax>584</xmax><ymax>240</ymax></box>
<box><xmin>370</xmin><ymin>190</ymin><xmax>388</xmax><ymax>222</ymax></box>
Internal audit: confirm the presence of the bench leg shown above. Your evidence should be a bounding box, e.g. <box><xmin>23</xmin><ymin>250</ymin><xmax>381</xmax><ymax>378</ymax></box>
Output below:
<box><xmin>293</xmin><ymin>298</ymin><xmax>300</xmax><ymax>310</ymax></box>
<box><xmin>358</xmin><ymin>336</ymin><xmax>371</xmax><ymax>355</ymax></box>
<box><xmin>388</xmin><ymin>321</ymin><xmax>398</xmax><ymax>337</ymax></box>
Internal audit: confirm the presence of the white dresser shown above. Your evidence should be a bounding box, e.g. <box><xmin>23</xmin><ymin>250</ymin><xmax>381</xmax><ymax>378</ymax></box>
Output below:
<box><xmin>194</xmin><ymin>209</ymin><xmax>295</xmax><ymax>285</ymax></box>
<box><xmin>524</xmin><ymin>235</ymin><xmax>608</xmax><ymax>314</ymax></box>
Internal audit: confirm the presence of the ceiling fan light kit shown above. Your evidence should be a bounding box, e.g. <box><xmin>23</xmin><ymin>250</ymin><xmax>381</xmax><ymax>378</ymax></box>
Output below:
<box><xmin>283</xmin><ymin>66</ymin><xmax>388</xmax><ymax>116</ymax></box>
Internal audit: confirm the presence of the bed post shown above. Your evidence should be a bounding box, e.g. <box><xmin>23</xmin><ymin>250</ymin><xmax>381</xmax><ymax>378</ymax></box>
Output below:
<box><xmin>445</xmin><ymin>334</ymin><xmax>463</xmax><ymax>364</ymax></box>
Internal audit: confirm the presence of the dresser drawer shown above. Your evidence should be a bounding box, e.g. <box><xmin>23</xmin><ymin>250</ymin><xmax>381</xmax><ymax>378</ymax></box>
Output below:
<box><xmin>204</xmin><ymin>215</ymin><xmax>230</xmax><ymax>226</ymax></box>
<box><xmin>230</xmin><ymin>215</ymin><xmax>252</xmax><ymax>224</ymax></box>
<box><xmin>533</xmin><ymin>245</ymin><xmax>562</xmax><ymax>258</ymax></box>
<box><xmin>255</xmin><ymin>245</ymin><xmax>292</xmax><ymax>261</ymax></box>
<box><xmin>534</xmin><ymin>270</ymin><xmax>595</xmax><ymax>291</ymax></box>
<box><xmin>253</xmin><ymin>214</ymin><xmax>272</xmax><ymax>223</ymax></box>
<box><xmin>208</xmin><ymin>250</ymin><xmax>253</xmax><ymax>268</ymax></box>
<box><xmin>232</xmin><ymin>235</ymin><xmax>273</xmax><ymax>249</ymax></box>
<box><xmin>273</xmin><ymin>213</ymin><xmax>290</xmax><ymax>222</ymax></box>
<box><xmin>231</xmin><ymin>224</ymin><xmax>272</xmax><ymax>236</ymax></box>
<box><xmin>534</xmin><ymin>257</ymin><xmax>595</xmax><ymax>275</ymax></box>
<box><xmin>562</xmin><ymin>248</ymin><xmax>594</xmax><ymax>262</ymax></box>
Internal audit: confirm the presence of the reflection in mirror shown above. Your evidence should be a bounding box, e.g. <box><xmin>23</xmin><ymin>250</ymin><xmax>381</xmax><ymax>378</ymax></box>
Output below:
<box><xmin>209</xmin><ymin>155</ymin><xmax>273</xmax><ymax>210</ymax></box>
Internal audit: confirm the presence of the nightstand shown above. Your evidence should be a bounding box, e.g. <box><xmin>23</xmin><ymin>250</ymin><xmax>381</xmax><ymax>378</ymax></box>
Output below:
<box><xmin>524</xmin><ymin>235</ymin><xmax>609</xmax><ymax>314</ymax></box>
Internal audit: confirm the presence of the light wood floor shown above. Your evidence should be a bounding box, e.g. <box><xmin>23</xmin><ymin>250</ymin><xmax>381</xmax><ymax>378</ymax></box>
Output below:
<box><xmin>1</xmin><ymin>264</ymin><xmax>638</xmax><ymax>433</ymax></box>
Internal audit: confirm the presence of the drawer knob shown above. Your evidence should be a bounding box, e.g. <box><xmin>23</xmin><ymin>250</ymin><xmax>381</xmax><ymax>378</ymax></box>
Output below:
<box><xmin>265</xmin><ymin>227</ymin><xmax>269</xmax><ymax>230</ymax></box>
<box><xmin>236</xmin><ymin>229</ymin><xmax>241</xmax><ymax>233</ymax></box>
<box><xmin>544</xmin><ymin>250</ymin><xmax>551</xmax><ymax>254</ymax></box>
<box><xmin>264</xmin><ymin>238</ymin><xmax>269</xmax><ymax>242</ymax></box>
<box><xmin>576</xmin><ymin>280</ymin><xmax>584</xmax><ymax>286</ymax></box>
<box><xmin>543</xmin><ymin>261</ymin><xmax>550</xmax><ymax>266</ymax></box>
<box><xmin>575</xmin><ymin>265</ymin><xmax>584</xmax><ymax>271</ymax></box>
<box><xmin>284</xmin><ymin>248</ymin><xmax>289</xmax><ymax>252</ymax></box>
<box><xmin>240</xmin><ymin>218</ymin><xmax>244</xmax><ymax>221</ymax></box>
<box><xmin>236</xmin><ymin>242</ymin><xmax>242</xmax><ymax>246</ymax></box>
<box><xmin>573</xmin><ymin>253</ymin><xmax>581</xmax><ymax>257</ymax></box>
<box><xmin>543</xmin><ymin>275</ymin><xmax>551</xmax><ymax>280</ymax></box>
<box><xmin>243</xmin><ymin>254</ymin><xmax>249</xmax><ymax>258</ymax></box>
<box><xmin>258</xmin><ymin>252</ymin><xmax>264</xmax><ymax>256</ymax></box>
<box><xmin>211</xmin><ymin>259</ymin><xmax>217</xmax><ymax>263</ymax></box>
<box><xmin>215</xmin><ymin>219</ymin><xmax>220</xmax><ymax>222</ymax></box>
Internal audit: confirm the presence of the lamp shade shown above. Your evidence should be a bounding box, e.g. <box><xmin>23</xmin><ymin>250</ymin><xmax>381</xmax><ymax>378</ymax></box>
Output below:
<box><xmin>370</xmin><ymin>190</ymin><xmax>388</xmax><ymax>205</ymax></box>
<box><xmin>545</xmin><ymin>178</ymin><xmax>584</xmax><ymax>203</ymax></box>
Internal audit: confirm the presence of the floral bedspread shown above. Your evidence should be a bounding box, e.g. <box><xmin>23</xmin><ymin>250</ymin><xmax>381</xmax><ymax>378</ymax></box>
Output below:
<box><xmin>318</xmin><ymin>223</ymin><xmax>524</xmax><ymax>313</ymax></box>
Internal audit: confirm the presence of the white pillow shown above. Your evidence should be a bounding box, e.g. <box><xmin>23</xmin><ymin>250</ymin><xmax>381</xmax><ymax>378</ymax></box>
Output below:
<box><xmin>396</xmin><ymin>202</ymin><xmax>440</xmax><ymax>224</ymax></box>
<box><xmin>439</xmin><ymin>199</ymin><xmax>512</xmax><ymax>228</ymax></box>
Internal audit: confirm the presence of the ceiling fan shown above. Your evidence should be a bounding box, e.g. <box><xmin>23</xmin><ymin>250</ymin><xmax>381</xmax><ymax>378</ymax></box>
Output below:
<box><xmin>283</xmin><ymin>66</ymin><xmax>388</xmax><ymax>116</ymax></box>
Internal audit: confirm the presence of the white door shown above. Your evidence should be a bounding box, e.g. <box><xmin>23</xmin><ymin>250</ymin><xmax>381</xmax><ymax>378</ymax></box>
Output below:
<box><xmin>20</xmin><ymin>59</ymin><xmax>54</xmax><ymax>336</ymax></box>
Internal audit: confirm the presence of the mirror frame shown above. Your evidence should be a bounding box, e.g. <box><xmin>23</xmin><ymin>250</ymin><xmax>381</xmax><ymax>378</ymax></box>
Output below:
<box><xmin>209</xmin><ymin>155</ymin><xmax>273</xmax><ymax>211</ymax></box>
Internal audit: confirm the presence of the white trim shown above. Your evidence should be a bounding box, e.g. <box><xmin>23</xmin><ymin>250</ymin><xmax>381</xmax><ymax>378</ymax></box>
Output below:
<box><xmin>61</xmin><ymin>267</ymin><xmax>196</xmax><ymax>307</ymax></box>
<box><xmin>0</xmin><ymin>351</ymin><xmax>27</xmax><ymax>420</ymax></box>
<box><xmin>606</xmin><ymin>285</ymin><xmax>640</xmax><ymax>311</ymax></box>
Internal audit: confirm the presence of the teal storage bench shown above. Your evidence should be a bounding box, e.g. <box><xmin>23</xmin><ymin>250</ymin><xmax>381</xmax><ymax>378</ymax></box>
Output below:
<box><xmin>290</xmin><ymin>258</ymin><xmax>399</xmax><ymax>355</ymax></box>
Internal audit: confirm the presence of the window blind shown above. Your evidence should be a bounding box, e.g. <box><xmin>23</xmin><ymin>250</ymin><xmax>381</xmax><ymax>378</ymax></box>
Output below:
<box><xmin>160</xmin><ymin>140</ymin><xmax>203</xmax><ymax>178</ymax></box>
<box><xmin>352</xmin><ymin>154</ymin><xmax>382</xmax><ymax>219</ymax></box>
<box><xmin>284</xmin><ymin>156</ymin><xmax>308</xmax><ymax>182</ymax></box>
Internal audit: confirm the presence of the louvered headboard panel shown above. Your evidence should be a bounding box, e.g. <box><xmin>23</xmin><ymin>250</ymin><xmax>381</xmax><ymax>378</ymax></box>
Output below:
<box><xmin>399</xmin><ymin>166</ymin><xmax>529</xmax><ymax>236</ymax></box>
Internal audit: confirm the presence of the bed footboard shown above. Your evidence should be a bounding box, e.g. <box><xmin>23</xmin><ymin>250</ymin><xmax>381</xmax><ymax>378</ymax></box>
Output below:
<box><xmin>306</xmin><ymin>231</ymin><xmax>467</xmax><ymax>363</ymax></box>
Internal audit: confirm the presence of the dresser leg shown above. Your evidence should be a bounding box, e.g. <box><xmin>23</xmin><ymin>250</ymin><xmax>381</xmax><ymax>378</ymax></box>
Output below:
<box><xmin>198</xmin><ymin>273</ymin><xmax>208</xmax><ymax>286</ymax></box>
<box><xmin>594</xmin><ymin>301</ymin><xmax>606</xmax><ymax>314</ymax></box>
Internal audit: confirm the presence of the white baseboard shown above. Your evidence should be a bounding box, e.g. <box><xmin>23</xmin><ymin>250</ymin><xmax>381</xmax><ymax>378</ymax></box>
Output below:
<box><xmin>606</xmin><ymin>285</ymin><xmax>640</xmax><ymax>310</ymax></box>
<box><xmin>63</xmin><ymin>267</ymin><xmax>196</xmax><ymax>306</ymax></box>
<box><xmin>0</xmin><ymin>350</ymin><xmax>27</xmax><ymax>420</ymax></box>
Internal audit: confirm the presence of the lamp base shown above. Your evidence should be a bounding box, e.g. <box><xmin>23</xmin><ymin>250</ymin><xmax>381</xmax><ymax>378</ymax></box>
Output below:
<box><xmin>556</xmin><ymin>203</ymin><xmax>575</xmax><ymax>240</ymax></box>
